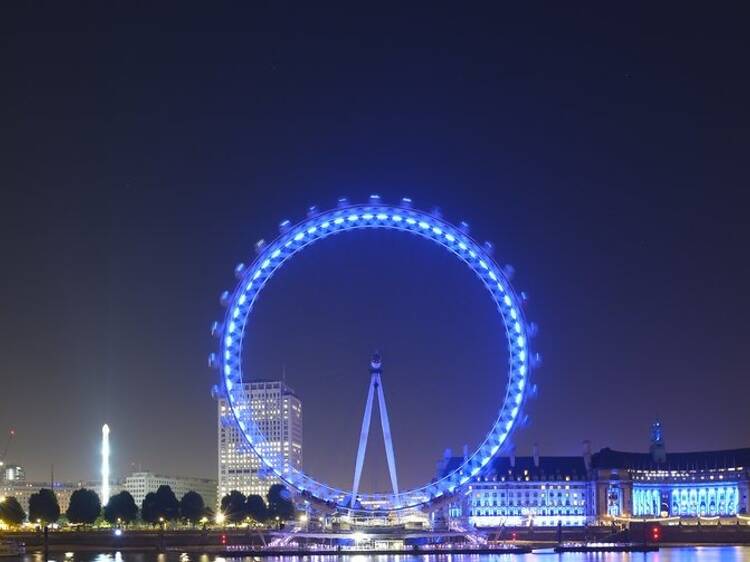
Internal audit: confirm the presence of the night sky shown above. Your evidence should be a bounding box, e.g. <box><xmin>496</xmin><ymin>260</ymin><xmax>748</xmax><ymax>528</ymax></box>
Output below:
<box><xmin>1</xmin><ymin>5</ymin><xmax>748</xmax><ymax>492</ymax></box>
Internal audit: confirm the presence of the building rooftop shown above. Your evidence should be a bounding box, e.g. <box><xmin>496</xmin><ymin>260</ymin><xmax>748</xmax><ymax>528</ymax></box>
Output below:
<box><xmin>437</xmin><ymin>455</ymin><xmax>587</xmax><ymax>481</ymax></box>
<box><xmin>123</xmin><ymin>471</ymin><xmax>216</xmax><ymax>482</ymax></box>
<box><xmin>592</xmin><ymin>447</ymin><xmax>750</xmax><ymax>471</ymax></box>
<box><xmin>484</xmin><ymin>456</ymin><xmax>587</xmax><ymax>481</ymax></box>
<box><xmin>237</xmin><ymin>379</ymin><xmax>300</xmax><ymax>400</ymax></box>
<box><xmin>436</xmin><ymin>446</ymin><xmax>750</xmax><ymax>482</ymax></box>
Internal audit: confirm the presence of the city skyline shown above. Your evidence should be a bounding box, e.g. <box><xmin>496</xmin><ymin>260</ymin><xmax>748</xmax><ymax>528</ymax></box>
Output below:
<box><xmin>2</xmin><ymin>4</ymin><xmax>749</xmax><ymax>490</ymax></box>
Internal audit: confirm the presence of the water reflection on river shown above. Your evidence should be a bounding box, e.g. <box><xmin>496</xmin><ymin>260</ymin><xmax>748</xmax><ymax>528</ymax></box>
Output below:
<box><xmin>12</xmin><ymin>547</ymin><xmax>750</xmax><ymax>562</ymax></box>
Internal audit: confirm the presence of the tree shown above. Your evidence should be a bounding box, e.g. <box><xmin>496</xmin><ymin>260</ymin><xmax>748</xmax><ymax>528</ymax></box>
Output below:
<box><xmin>66</xmin><ymin>488</ymin><xmax>101</xmax><ymax>525</ymax></box>
<box><xmin>267</xmin><ymin>484</ymin><xmax>295</xmax><ymax>521</ymax></box>
<box><xmin>203</xmin><ymin>505</ymin><xmax>215</xmax><ymax>519</ymax></box>
<box><xmin>104</xmin><ymin>491</ymin><xmax>138</xmax><ymax>525</ymax></box>
<box><xmin>0</xmin><ymin>496</ymin><xmax>26</xmax><ymax>526</ymax></box>
<box><xmin>141</xmin><ymin>492</ymin><xmax>160</xmax><ymax>525</ymax></box>
<box><xmin>220</xmin><ymin>490</ymin><xmax>247</xmax><ymax>523</ymax></box>
<box><xmin>155</xmin><ymin>485</ymin><xmax>180</xmax><ymax>521</ymax></box>
<box><xmin>28</xmin><ymin>488</ymin><xmax>60</xmax><ymax>525</ymax></box>
<box><xmin>245</xmin><ymin>494</ymin><xmax>268</xmax><ymax>523</ymax></box>
<box><xmin>179</xmin><ymin>491</ymin><xmax>205</xmax><ymax>524</ymax></box>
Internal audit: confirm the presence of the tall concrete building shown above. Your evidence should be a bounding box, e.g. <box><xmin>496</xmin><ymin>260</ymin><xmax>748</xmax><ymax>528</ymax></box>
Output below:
<box><xmin>217</xmin><ymin>380</ymin><xmax>302</xmax><ymax>504</ymax></box>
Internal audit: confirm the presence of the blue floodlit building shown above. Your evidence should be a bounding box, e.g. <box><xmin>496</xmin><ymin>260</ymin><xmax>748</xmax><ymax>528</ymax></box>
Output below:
<box><xmin>437</xmin><ymin>423</ymin><xmax>750</xmax><ymax>527</ymax></box>
<box><xmin>594</xmin><ymin>446</ymin><xmax>748</xmax><ymax>519</ymax></box>
<box><xmin>436</xmin><ymin>444</ymin><xmax>592</xmax><ymax>527</ymax></box>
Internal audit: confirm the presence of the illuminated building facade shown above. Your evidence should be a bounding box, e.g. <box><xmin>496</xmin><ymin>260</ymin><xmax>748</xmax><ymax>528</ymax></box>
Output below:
<box><xmin>437</xmin><ymin>445</ymin><xmax>593</xmax><ymax>527</ymax></box>
<box><xmin>593</xmin><ymin>447</ymin><xmax>748</xmax><ymax>518</ymax></box>
<box><xmin>592</xmin><ymin>421</ymin><xmax>749</xmax><ymax>519</ymax></box>
<box><xmin>438</xmin><ymin>424</ymin><xmax>750</xmax><ymax>527</ymax></box>
<box><xmin>216</xmin><ymin>380</ymin><xmax>302</xmax><ymax>504</ymax></box>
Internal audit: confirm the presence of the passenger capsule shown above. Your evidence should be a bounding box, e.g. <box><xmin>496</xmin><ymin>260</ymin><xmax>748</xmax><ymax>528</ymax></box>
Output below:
<box><xmin>219</xmin><ymin>291</ymin><xmax>230</xmax><ymax>307</ymax></box>
<box><xmin>207</xmin><ymin>353</ymin><xmax>219</xmax><ymax>369</ymax></box>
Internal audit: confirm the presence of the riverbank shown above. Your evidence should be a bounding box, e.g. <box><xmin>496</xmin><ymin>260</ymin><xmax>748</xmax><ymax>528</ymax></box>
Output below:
<box><xmin>3</xmin><ymin>524</ymin><xmax>750</xmax><ymax>553</ymax></box>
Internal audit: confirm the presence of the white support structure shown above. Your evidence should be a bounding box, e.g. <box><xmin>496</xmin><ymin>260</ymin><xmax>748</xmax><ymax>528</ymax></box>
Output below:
<box><xmin>350</xmin><ymin>353</ymin><xmax>399</xmax><ymax>507</ymax></box>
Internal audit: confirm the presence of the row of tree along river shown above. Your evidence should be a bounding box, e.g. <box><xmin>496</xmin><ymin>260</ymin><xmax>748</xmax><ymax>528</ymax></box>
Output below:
<box><xmin>0</xmin><ymin>484</ymin><xmax>294</xmax><ymax>528</ymax></box>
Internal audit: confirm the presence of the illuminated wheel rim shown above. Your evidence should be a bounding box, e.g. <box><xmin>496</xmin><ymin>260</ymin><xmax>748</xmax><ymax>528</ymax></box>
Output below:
<box><xmin>212</xmin><ymin>198</ymin><xmax>534</xmax><ymax>513</ymax></box>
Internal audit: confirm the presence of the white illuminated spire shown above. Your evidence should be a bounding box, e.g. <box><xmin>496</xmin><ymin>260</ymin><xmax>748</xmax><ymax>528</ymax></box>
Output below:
<box><xmin>101</xmin><ymin>424</ymin><xmax>110</xmax><ymax>505</ymax></box>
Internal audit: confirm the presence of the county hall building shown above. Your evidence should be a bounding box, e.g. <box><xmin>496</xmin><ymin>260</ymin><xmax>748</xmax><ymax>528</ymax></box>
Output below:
<box><xmin>438</xmin><ymin>422</ymin><xmax>750</xmax><ymax>527</ymax></box>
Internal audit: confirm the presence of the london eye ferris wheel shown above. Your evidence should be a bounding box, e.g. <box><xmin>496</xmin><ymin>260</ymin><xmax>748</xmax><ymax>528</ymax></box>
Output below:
<box><xmin>210</xmin><ymin>195</ymin><xmax>537</xmax><ymax>514</ymax></box>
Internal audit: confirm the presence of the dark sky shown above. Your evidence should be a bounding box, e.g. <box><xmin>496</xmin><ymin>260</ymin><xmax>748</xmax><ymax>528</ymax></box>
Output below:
<box><xmin>1</xmin><ymin>5</ymin><xmax>748</xmax><ymax>491</ymax></box>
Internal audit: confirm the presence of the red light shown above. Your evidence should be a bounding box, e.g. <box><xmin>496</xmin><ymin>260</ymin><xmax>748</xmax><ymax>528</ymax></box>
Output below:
<box><xmin>651</xmin><ymin>526</ymin><xmax>660</xmax><ymax>541</ymax></box>
<box><xmin>511</xmin><ymin>532</ymin><xmax>517</xmax><ymax>541</ymax></box>
<box><xmin>221</xmin><ymin>534</ymin><xmax>227</xmax><ymax>545</ymax></box>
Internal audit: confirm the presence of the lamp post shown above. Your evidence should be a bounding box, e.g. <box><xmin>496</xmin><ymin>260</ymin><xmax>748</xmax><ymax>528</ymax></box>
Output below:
<box><xmin>42</xmin><ymin>521</ymin><xmax>49</xmax><ymax>562</ymax></box>
<box><xmin>158</xmin><ymin>517</ymin><xmax>166</xmax><ymax>552</ymax></box>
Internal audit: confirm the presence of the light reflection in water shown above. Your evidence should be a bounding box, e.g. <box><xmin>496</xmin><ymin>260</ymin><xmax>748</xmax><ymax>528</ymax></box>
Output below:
<box><xmin>13</xmin><ymin>547</ymin><xmax>750</xmax><ymax>562</ymax></box>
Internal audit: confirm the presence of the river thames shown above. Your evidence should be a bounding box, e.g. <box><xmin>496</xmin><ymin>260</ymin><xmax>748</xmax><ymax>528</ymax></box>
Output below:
<box><xmin>7</xmin><ymin>549</ymin><xmax>750</xmax><ymax>562</ymax></box>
